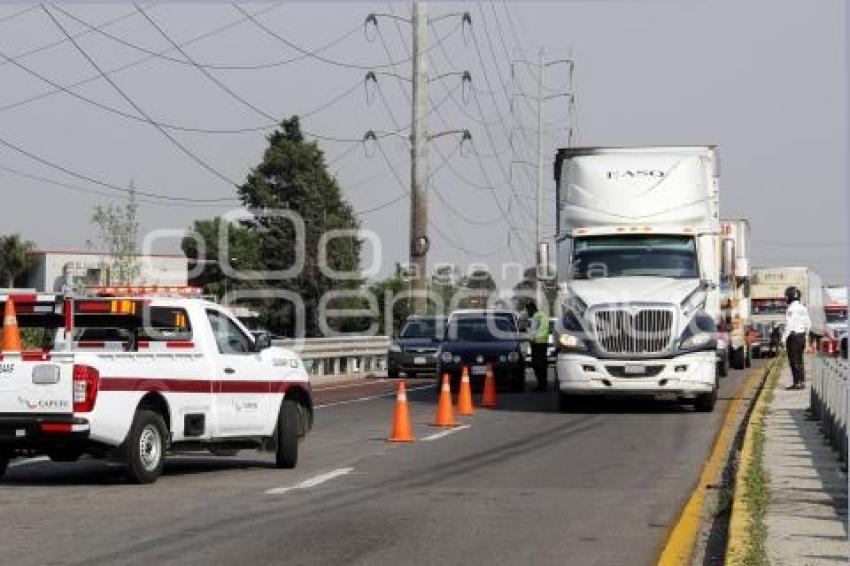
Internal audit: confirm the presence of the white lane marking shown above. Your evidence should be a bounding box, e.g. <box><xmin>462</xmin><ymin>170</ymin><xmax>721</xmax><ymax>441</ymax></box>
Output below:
<box><xmin>312</xmin><ymin>379</ymin><xmax>387</xmax><ymax>392</ymax></box>
<box><xmin>9</xmin><ymin>456</ymin><xmax>50</xmax><ymax>468</ymax></box>
<box><xmin>265</xmin><ymin>467</ymin><xmax>354</xmax><ymax>495</ymax></box>
<box><xmin>315</xmin><ymin>383</ymin><xmax>433</xmax><ymax>409</ymax></box>
<box><xmin>421</xmin><ymin>424</ymin><xmax>471</xmax><ymax>442</ymax></box>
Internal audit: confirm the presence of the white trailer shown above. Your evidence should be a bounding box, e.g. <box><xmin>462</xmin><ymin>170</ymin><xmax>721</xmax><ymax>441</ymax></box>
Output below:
<box><xmin>720</xmin><ymin>219</ymin><xmax>753</xmax><ymax>369</ymax></box>
<box><xmin>553</xmin><ymin>146</ymin><xmax>726</xmax><ymax>412</ymax></box>
<box><xmin>823</xmin><ymin>286</ymin><xmax>848</xmax><ymax>339</ymax></box>
<box><xmin>751</xmin><ymin>266</ymin><xmax>827</xmax><ymax>346</ymax></box>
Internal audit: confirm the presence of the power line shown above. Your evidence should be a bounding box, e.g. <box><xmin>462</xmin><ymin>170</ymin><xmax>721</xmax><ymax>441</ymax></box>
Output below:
<box><xmin>52</xmin><ymin>5</ymin><xmax>362</xmax><ymax>72</ymax></box>
<box><xmin>0</xmin><ymin>4</ymin><xmax>282</xmax><ymax>115</ymax></box>
<box><xmin>0</xmin><ymin>161</ymin><xmax>231</xmax><ymax>209</ymax></box>
<box><xmin>0</xmin><ymin>134</ymin><xmax>238</xmax><ymax>203</ymax></box>
<box><xmin>41</xmin><ymin>5</ymin><xmax>241</xmax><ymax>187</ymax></box>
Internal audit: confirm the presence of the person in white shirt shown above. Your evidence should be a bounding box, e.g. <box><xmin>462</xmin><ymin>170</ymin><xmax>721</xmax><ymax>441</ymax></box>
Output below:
<box><xmin>782</xmin><ymin>286</ymin><xmax>811</xmax><ymax>389</ymax></box>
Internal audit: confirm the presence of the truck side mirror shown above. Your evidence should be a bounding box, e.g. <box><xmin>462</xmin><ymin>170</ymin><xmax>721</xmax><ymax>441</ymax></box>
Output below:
<box><xmin>721</xmin><ymin>238</ymin><xmax>735</xmax><ymax>279</ymax></box>
<box><xmin>254</xmin><ymin>333</ymin><xmax>272</xmax><ymax>351</ymax></box>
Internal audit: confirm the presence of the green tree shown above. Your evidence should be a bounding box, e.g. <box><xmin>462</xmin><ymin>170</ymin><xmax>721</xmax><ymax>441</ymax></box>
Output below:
<box><xmin>457</xmin><ymin>269</ymin><xmax>497</xmax><ymax>309</ymax></box>
<box><xmin>370</xmin><ymin>264</ymin><xmax>411</xmax><ymax>336</ymax></box>
<box><xmin>88</xmin><ymin>187</ymin><xmax>140</xmax><ymax>285</ymax></box>
<box><xmin>0</xmin><ymin>234</ymin><xmax>36</xmax><ymax>287</ymax></box>
<box><xmin>237</xmin><ymin>117</ymin><xmax>362</xmax><ymax>337</ymax></box>
<box><xmin>182</xmin><ymin>217</ymin><xmax>262</xmax><ymax>300</ymax></box>
<box><xmin>512</xmin><ymin>267</ymin><xmax>557</xmax><ymax>314</ymax></box>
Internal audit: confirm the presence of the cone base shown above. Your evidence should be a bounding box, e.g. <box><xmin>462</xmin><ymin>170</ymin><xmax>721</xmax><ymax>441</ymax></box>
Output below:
<box><xmin>388</xmin><ymin>437</ymin><xmax>416</xmax><ymax>443</ymax></box>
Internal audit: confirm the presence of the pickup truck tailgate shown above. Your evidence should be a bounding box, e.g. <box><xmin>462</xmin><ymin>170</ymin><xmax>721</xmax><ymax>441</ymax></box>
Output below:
<box><xmin>0</xmin><ymin>354</ymin><xmax>74</xmax><ymax>414</ymax></box>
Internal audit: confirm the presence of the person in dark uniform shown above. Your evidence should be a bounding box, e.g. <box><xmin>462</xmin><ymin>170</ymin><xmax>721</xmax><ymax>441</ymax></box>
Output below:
<box><xmin>782</xmin><ymin>286</ymin><xmax>812</xmax><ymax>390</ymax></box>
<box><xmin>525</xmin><ymin>301</ymin><xmax>549</xmax><ymax>392</ymax></box>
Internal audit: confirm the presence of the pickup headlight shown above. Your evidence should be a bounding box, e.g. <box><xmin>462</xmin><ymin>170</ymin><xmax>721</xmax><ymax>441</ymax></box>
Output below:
<box><xmin>440</xmin><ymin>351</ymin><xmax>453</xmax><ymax>363</ymax></box>
<box><xmin>557</xmin><ymin>332</ymin><xmax>588</xmax><ymax>352</ymax></box>
<box><xmin>389</xmin><ymin>343</ymin><xmax>402</xmax><ymax>353</ymax></box>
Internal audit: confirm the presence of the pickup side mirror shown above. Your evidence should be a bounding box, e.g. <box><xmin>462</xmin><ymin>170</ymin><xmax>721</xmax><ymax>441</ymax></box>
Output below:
<box><xmin>254</xmin><ymin>333</ymin><xmax>272</xmax><ymax>352</ymax></box>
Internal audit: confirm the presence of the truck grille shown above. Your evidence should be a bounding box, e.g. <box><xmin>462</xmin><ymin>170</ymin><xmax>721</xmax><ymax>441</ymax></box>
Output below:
<box><xmin>594</xmin><ymin>308</ymin><xmax>674</xmax><ymax>355</ymax></box>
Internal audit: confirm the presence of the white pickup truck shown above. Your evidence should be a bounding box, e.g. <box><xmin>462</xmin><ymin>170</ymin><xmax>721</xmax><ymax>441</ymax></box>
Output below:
<box><xmin>0</xmin><ymin>290</ymin><xmax>312</xmax><ymax>483</ymax></box>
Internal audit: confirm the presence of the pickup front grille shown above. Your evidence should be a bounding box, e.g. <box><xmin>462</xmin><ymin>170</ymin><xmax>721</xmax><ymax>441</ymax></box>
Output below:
<box><xmin>594</xmin><ymin>308</ymin><xmax>674</xmax><ymax>355</ymax></box>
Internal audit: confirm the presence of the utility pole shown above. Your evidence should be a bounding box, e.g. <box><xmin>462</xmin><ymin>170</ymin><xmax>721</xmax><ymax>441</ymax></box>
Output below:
<box><xmin>535</xmin><ymin>48</ymin><xmax>545</xmax><ymax>308</ymax></box>
<box><xmin>410</xmin><ymin>0</ymin><xmax>430</xmax><ymax>315</ymax></box>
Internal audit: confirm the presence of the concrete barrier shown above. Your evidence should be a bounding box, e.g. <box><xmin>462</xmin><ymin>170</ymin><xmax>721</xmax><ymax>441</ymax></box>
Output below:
<box><xmin>810</xmin><ymin>355</ymin><xmax>849</xmax><ymax>470</ymax></box>
<box><xmin>273</xmin><ymin>336</ymin><xmax>390</xmax><ymax>378</ymax></box>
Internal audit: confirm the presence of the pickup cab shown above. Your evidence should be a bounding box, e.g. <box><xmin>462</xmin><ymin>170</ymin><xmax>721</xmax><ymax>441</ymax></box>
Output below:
<box><xmin>0</xmin><ymin>290</ymin><xmax>313</xmax><ymax>483</ymax></box>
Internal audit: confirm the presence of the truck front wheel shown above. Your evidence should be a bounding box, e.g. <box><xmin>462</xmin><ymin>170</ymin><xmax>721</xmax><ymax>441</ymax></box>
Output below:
<box><xmin>694</xmin><ymin>389</ymin><xmax>717</xmax><ymax>412</ymax></box>
<box><xmin>123</xmin><ymin>409</ymin><xmax>167</xmax><ymax>484</ymax></box>
<box><xmin>731</xmin><ymin>347</ymin><xmax>746</xmax><ymax>370</ymax></box>
<box><xmin>275</xmin><ymin>399</ymin><xmax>300</xmax><ymax>469</ymax></box>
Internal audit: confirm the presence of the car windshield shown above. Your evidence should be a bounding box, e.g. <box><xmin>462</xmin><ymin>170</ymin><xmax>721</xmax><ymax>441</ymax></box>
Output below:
<box><xmin>572</xmin><ymin>235</ymin><xmax>698</xmax><ymax>279</ymax></box>
<box><xmin>445</xmin><ymin>315</ymin><xmax>517</xmax><ymax>341</ymax></box>
<box><xmin>827</xmin><ymin>311</ymin><xmax>848</xmax><ymax>324</ymax></box>
<box><xmin>400</xmin><ymin>318</ymin><xmax>445</xmax><ymax>339</ymax></box>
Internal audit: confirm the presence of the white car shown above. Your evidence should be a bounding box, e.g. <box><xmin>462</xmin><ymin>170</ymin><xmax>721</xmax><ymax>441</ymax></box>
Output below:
<box><xmin>0</xmin><ymin>290</ymin><xmax>312</xmax><ymax>483</ymax></box>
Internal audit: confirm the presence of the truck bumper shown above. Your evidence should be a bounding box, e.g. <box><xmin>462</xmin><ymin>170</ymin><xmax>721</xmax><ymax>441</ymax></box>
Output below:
<box><xmin>556</xmin><ymin>351</ymin><xmax>716</xmax><ymax>397</ymax></box>
<box><xmin>0</xmin><ymin>414</ymin><xmax>90</xmax><ymax>452</ymax></box>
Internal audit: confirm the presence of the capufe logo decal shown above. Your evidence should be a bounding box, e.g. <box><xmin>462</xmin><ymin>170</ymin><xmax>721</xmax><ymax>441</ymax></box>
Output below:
<box><xmin>17</xmin><ymin>396</ymin><xmax>70</xmax><ymax>410</ymax></box>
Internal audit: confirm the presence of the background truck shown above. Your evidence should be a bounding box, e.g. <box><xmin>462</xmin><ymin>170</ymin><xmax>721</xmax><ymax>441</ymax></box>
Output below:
<box><xmin>750</xmin><ymin>266</ymin><xmax>826</xmax><ymax>353</ymax></box>
<box><xmin>553</xmin><ymin>146</ymin><xmax>726</xmax><ymax>413</ymax></box>
<box><xmin>0</xmin><ymin>289</ymin><xmax>313</xmax><ymax>483</ymax></box>
<box><xmin>719</xmin><ymin>219</ymin><xmax>753</xmax><ymax>369</ymax></box>
<box><xmin>823</xmin><ymin>285</ymin><xmax>848</xmax><ymax>340</ymax></box>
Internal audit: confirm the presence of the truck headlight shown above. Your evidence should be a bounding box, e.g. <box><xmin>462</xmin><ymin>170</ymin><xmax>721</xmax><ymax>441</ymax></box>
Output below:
<box><xmin>681</xmin><ymin>332</ymin><xmax>713</xmax><ymax>350</ymax></box>
<box><xmin>389</xmin><ymin>343</ymin><xmax>402</xmax><ymax>353</ymax></box>
<box><xmin>440</xmin><ymin>351</ymin><xmax>453</xmax><ymax>363</ymax></box>
<box><xmin>507</xmin><ymin>351</ymin><xmax>520</xmax><ymax>362</ymax></box>
<box><xmin>557</xmin><ymin>332</ymin><xmax>587</xmax><ymax>352</ymax></box>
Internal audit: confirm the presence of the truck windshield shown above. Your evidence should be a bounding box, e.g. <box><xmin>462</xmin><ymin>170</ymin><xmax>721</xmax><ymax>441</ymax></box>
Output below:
<box><xmin>826</xmin><ymin>311</ymin><xmax>848</xmax><ymax>324</ymax></box>
<box><xmin>572</xmin><ymin>235</ymin><xmax>698</xmax><ymax>279</ymax></box>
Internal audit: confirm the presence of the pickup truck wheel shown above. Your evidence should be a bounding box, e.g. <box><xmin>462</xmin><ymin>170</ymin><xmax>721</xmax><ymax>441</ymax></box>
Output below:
<box><xmin>387</xmin><ymin>368</ymin><xmax>400</xmax><ymax>379</ymax></box>
<box><xmin>275</xmin><ymin>399</ymin><xmax>299</xmax><ymax>469</ymax></box>
<box><xmin>0</xmin><ymin>456</ymin><xmax>8</xmax><ymax>478</ymax></box>
<box><xmin>124</xmin><ymin>409</ymin><xmax>167</xmax><ymax>484</ymax></box>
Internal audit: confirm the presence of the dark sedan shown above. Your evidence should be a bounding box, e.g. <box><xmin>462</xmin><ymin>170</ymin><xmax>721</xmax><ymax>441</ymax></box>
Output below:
<box><xmin>437</xmin><ymin>311</ymin><xmax>525</xmax><ymax>392</ymax></box>
<box><xmin>387</xmin><ymin>315</ymin><xmax>446</xmax><ymax>378</ymax></box>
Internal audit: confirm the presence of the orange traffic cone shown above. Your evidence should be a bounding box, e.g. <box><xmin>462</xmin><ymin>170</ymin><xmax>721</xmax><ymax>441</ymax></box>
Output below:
<box><xmin>389</xmin><ymin>381</ymin><xmax>415</xmax><ymax>442</ymax></box>
<box><xmin>457</xmin><ymin>366</ymin><xmax>475</xmax><ymax>416</ymax></box>
<box><xmin>1</xmin><ymin>298</ymin><xmax>22</xmax><ymax>353</ymax></box>
<box><xmin>481</xmin><ymin>364</ymin><xmax>497</xmax><ymax>409</ymax></box>
<box><xmin>431</xmin><ymin>374</ymin><xmax>457</xmax><ymax>427</ymax></box>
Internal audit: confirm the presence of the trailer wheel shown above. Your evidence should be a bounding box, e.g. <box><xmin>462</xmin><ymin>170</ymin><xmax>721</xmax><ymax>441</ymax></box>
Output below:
<box><xmin>123</xmin><ymin>409</ymin><xmax>168</xmax><ymax>484</ymax></box>
<box><xmin>717</xmin><ymin>354</ymin><xmax>729</xmax><ymax>378</ymax></box>
<box><xmin>275</xmin><ymin>399</ymin><xmax>299</xmax><ymax>469</ymax></box>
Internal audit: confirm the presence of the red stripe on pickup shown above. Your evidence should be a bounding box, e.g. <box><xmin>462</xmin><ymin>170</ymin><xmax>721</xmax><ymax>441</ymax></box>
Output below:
<box><xmin>100</xmin><ymin>378</ymin><xmax>299</xmax><ymax>395</ymax></box>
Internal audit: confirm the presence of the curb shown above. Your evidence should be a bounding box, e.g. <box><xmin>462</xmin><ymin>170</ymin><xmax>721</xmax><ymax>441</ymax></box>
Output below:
<box><xmin>656</xmin><ymin>365</ymin><xmax>767</xmax><ymax>565</ymax></box>
<box><xmin>724</xmin><ymin>360</ymin><xmax>782</xmax><ymax>564</ymax></box>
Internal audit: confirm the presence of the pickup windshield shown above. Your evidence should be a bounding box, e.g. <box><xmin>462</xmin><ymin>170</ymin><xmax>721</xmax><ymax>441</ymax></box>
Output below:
<box><xmin>572</xmin><ymin>235</ymin><xmax>698</xmax><ymax>279</ymax></box>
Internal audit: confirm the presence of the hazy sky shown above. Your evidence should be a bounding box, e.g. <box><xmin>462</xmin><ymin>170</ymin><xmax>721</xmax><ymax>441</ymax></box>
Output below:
<box><xmin>0</xmin><ymin>1</ymin><xmax>846</xmax><ymax>287</ymax></box>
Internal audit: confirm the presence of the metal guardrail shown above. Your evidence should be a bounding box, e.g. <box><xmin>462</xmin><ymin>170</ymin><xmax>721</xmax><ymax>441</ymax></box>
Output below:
<box><xmin>273</xmin><ymin>336</ymin><xmax>390</xmax><ymax>378</ymax></box>
<box><xmin>810</xmin><ymin>355</ymin><xmax>849</xmax><ymax>470</ymax></box>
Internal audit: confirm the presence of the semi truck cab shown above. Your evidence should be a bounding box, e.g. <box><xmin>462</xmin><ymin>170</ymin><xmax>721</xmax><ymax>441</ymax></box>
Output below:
<box><xmin>554</xmin><ymin>146</ymin><xmax>724</xmax><ymax>412</ymax></box>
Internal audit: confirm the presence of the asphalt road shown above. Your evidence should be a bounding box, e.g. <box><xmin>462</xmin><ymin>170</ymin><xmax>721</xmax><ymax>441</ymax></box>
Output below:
<box><xmin>0</xmin><ymin>363</ymin><xmax>761</xmax><ymax>566</ymax></box>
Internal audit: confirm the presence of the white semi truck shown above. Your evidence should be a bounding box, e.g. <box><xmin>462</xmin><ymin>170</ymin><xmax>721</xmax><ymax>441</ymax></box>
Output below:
<box><xmin>823</xmin><ymin>286</ymin><xmax>848</xmax><ymax>340</ymax></box>
<box><xmin>719</xmin><ymin>219</ymin><xmax>753</xmax><ymax>370</ymax></box>
<box><xmin>553</xmin><ymin>146</ymin><xmax>725</xmax><ymax>413</ymax></box>
<box><xmin>750</xmin><ymin>267</ymin><xmax>826</xmax><ymax>350</ymax></box>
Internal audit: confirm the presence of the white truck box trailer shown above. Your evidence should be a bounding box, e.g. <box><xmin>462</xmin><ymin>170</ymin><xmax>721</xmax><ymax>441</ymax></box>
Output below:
<box><xmin>553</xmin><ymin>146</ymin><xmax>725</xmax><ymax>412</ymax></box>
<box><xmin>719</xmin><ymin>219</ymin><xmax>753</xmax><ymax>369</ymax></box>
<box><xmin>750</xmin><ymin>266</ymin><xmax>827</xmax><ymax>343</ymax></box>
